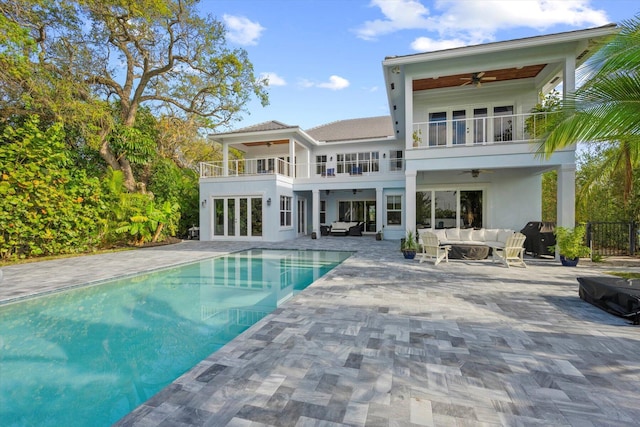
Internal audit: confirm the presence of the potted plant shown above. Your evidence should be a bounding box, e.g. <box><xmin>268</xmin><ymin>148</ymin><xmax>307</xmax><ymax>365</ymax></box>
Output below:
<box><xmin>401</xmin><ymin>229</ymin><xmax>419</xmax><ymax>259</ymax></box>
<box><xmin>412</xmin><ymin>129</ymin><xmax>422</xmax><ymax>147</ymax></box>
<box><xmin>551</xmin><ymin>225</ymin><xmax>590</xmax><ymax>266</ymax></box>
<box><xmin>376</xmin><ymin>226</ymin><xmax>384</xmax><ymax>241</ymax></box>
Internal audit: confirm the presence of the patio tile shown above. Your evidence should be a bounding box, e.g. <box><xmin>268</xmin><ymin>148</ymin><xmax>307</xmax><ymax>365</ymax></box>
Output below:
<box><xmin>2</xmin><ymin>237</ymin><xmax>640</xmax><ymax>426</ymax></box>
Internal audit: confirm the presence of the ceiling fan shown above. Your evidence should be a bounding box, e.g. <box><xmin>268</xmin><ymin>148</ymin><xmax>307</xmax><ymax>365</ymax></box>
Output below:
<box><xmin>460</xmin><ymin>72</ymin><xmax>496</xmax><ymax>87</ymax></box>
<box><xmin>460</xmin><ymin>169</ymin><xmax>493</xmax><ymax>178</ymax></box>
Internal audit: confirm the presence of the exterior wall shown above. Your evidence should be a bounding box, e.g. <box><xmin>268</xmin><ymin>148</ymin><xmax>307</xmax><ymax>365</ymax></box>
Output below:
<box><xmin>415</xmin><ymin>169</ymin><xmax>543</xmax><ymax>232</ymax></box>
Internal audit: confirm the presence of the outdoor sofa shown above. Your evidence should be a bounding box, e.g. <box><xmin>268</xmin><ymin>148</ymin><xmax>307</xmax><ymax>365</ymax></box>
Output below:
<box><xmin>330</xmin><ymin>221</ymin><xmax>361</xmax><ymax>236</ymax></box>
<box><xmin>417</xmin><ymin>228</ymin><xmax>516</xmax><ymax>259</ymax></box>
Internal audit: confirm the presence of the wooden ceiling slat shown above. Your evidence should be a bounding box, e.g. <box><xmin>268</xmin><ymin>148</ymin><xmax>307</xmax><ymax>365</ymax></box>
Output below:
<box><xmin>242</xmin><ymin>139</ymin><xmax>289</xmax><ymax>147</ymax></box>
<box><xmin>412</xmin><ymin>64</ymin><xmax>547</xmax><ymax>91</ymax></box>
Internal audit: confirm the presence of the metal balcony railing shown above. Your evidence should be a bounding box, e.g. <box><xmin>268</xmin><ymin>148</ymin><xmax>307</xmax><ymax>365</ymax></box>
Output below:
<box><xmin>201</xmin><ymin>158</ymin><xmax>405</xmax><ymax>179</ymax></box>
<box><xmin>200</xmin><ymin>157</ymin><xmax>293</xmax><ymax>178</ymax></box>
<box><xmin>412</xmin><ymin>111</ymin><xmax>558</xmax><ymax>148</ymax></box>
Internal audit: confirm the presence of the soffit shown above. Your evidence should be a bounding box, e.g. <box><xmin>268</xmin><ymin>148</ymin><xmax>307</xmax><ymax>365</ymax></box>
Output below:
<box><xmin>412</xmin><ymin>64</ymin><xmax>547</xmax><ymax>91</ymax></box>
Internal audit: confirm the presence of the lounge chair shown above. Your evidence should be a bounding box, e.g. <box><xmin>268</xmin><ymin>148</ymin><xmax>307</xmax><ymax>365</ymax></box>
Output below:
<box><xmin>492</xmin><ymin>232</ymin><xmax>527</xmax><ymax>268</ymax></box>
<box><xmin>418</xmin><ymin>231</ymin><xmax>450</xmax><ymax>266</ymax></box>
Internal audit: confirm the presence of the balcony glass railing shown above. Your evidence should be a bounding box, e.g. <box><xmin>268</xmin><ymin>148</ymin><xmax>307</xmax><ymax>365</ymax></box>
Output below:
<box><xmin>412</xmin><ymin>111</ymin><xmax>557</xmax><ymax>148</ymax></box>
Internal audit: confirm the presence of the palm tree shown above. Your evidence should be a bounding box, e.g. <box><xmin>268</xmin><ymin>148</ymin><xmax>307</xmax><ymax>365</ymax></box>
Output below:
<box><xmin>538</xmin><ymin>16</ymin><xmax>640</xmax><ymax>207</ymax></box>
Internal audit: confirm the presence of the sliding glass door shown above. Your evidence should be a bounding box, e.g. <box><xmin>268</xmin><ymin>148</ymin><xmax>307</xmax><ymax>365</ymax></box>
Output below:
<box><xmin>338</xmin><ymin>200</ymin><xmax>376</xmax><ymax>233</ymax></box>
<box><xmin>416</xmin><ymin>189</ymin><xmax>483</xmax><ymax>229</ymax></box>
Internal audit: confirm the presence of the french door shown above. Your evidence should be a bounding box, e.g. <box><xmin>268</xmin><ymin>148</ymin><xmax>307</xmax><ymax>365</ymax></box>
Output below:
<box><xmin>213</xmin><ymin>196</ymin><xmax>263</xmax><ymax>238</ymax></box>
<box><xmin>338</xmin><ymin>200</ymin><xmax>376</xmax><ymax>233</ymax></box>
<box><xmin>297</xmin><ymin>198</ymin><xmax>306</xmax><ymax>236</ymax></box>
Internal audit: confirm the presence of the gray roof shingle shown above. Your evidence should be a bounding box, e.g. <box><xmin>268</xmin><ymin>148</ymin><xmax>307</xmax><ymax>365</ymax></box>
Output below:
<box><xmin>306</xmin><ymin>116</ymin><xmax>394</xmax><ymax>142</ymax></box>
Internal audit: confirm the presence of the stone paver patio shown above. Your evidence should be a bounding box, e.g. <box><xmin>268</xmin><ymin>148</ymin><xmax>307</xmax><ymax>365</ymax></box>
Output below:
<box><xmin>2</xmin><ymin>237</ymin><xmax>639</xmax><ymax>426</ymax></box>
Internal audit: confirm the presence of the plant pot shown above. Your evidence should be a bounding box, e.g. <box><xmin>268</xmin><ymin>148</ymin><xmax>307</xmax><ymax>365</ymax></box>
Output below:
<box><xmin>311</xmin><ymin>232</ymin><xmax>317</xmax><ymax>239</ymax></box>
<box><xmin>402</xmin><ymin>250</ymin><xmax>416</xmax><ymax>259</ymax></box>
<box><xmin>376</xmin><ymin>233</ymin><xmax>382</xmax><ymax>241</ymax></box>
<box><xmin>560</xmin><ymin>255</ymin><xmax>579</xmax><ymax>267</ymax></box>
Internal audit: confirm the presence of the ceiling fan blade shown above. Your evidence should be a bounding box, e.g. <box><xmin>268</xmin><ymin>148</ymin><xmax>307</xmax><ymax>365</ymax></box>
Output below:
<box><xmin>476</xmin><ymin>72</ymin><xmax>485</xmax><ymax>78</ymax></box>
<box><xmin>483</xmin><ymin>76</ymin><xmax>497</xmax><ymax>81</ymax></box>
<box><xmin>461</xmin><ymin>80</ymin><xmax>471</xmax><ymax>86</ymax></box>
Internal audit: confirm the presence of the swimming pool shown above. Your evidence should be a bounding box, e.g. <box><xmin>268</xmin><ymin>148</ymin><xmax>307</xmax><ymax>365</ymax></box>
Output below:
<box><xmin>0</xmin><ymin>249</ymin><xmax>351</xmax><ymax>426</ymax></box>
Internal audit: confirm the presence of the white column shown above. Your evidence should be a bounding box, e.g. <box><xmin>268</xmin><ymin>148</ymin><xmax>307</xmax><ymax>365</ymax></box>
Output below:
<box><xmin>376</xmin><ymin>187</ymin><xmax>384</xmax><ymax>237</ymax></box>
<box><xmin>289</xmin><ymin>138</ymin><xmax>295</xmax><ymax>177</ymax></box>
<box><xmin>563</xmin><ymin>54</ymin><xmax>576</xmax><ymax>97</ymax></box>
<box><xmin>404</xmin><ymin>73</ymin><xmax>413</xmax><ymax>151</ymax></box>
<box><xmin>222</xmin><ymin>142</ymin><xmax>229</xmax><ymax>176</ymax></box>
<box><xmin>557</xmin><ymin>164</ymin><xmax>576</xmax><ymax>229</ymax></box>
<box><xmin>312</xmin><ymin>189</ymin><xmax>320</xmax><ymax>239</ymax></box>
<box><xmin>405</xmin><ymin>170</ymin><xmax>417</xmax><ymax>232</ymax></box>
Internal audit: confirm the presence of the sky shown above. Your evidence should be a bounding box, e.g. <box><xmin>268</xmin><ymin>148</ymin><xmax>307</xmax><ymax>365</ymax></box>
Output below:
<box><xmin>199</xmin><ymin>0</ymin><xmax>638</xmax><ymax>132</ymax></box>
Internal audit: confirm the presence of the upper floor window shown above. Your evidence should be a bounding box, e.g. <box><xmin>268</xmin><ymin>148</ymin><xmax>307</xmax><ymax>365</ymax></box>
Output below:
<box><xmin>494</xmin><ymin>106</ymin><xmax>514</xmax><ymax>142</ymax></box>
<box><xmin>336</xmin><ymin>151</ymin><xmax>379</xmax><ymax>174</ymax></box>
<box><xmin>316</xmin><ymin>155</ymin><xmax>327</xmax><ymax>175</ymax></box>
<box><xmin>429</xmin><ymin>112</ymin><xmax>447</xmax><ymax>146</ymax></box>
<box><xmin>390</xmin><ymin>151</ymin><xmax>403</xmax><ymax>171</ymax></box>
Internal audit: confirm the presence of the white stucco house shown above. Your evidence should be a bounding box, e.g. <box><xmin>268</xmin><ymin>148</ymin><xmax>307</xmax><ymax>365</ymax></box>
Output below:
<box><xmin>199</xmin><ymin>24</ymin><xmax>617</xmax><ymax>242</ymax></box>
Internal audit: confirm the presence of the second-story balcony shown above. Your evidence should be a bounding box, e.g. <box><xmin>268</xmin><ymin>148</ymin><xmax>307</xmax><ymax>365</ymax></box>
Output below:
<box><xmin>200</xmin><ymin>157</ymin><xmax>406</xmax><ymax>179</ymax></box>
<box><xmin>412</xmin><ymin>111</ymin><xmax>556</xmax><ymax>148</ymax></box>
<box><xmin>200</xmin><ymin>157</ymin><xmax>294</xmax><ymax>179</ymax></box>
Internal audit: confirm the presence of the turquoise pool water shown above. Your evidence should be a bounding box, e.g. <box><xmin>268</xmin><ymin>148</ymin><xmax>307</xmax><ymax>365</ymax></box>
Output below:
<box><xmin>0</xmin><ymin>249</ymin><xmax>351</xmax><ymax>426</ymax></box>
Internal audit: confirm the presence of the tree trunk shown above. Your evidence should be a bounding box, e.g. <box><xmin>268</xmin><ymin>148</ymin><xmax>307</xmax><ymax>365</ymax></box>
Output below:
<box><xmin>152</xmin><ymin>223</ymin><xmax>164</xmax><ymax>243</ymax></box>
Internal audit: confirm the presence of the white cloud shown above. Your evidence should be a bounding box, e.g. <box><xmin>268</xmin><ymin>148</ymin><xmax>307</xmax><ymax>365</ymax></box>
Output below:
<box><xmin>318</xmin><ymin>75</ymin><xmax>350</xmax><ymax>90</ymax></box>
<box><xmin>355</xmin><ymin>0</ymin><xmax>432</xmax><ymax>40</ymax></box>
<box><xmin>410</xmin><ymin>37</ymin><xmax>467</xmax><ymax>51</ymax></box>
<box><xmin>355</xmin><ymin>0</ymin><xmax>610</xmax><ymax>51</ymax></box>
<box><xmin>299</xmin><ymin>75</ymin><xmax>350</xmax><ymax>90</ymax></box>
<box><xmin>259</xmin><ymin>72</ymin><xmax>286</xmax><ymax>87</ymax></box>
<box><xmin>223</xmin><ymin>14</ymin><xmax>265</xmax><ymax>46</ymax></box>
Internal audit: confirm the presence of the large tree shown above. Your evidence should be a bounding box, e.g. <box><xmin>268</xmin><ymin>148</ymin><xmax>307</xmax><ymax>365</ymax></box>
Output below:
<box><xmin>537</xmin><ymin>16</ymin><xmax>640</xmax><ymax>210</ymax></box>
<box><xmin>1</xmin><ymin>0</ymin><xmax>268</xmax><ymax>191</ymax></box>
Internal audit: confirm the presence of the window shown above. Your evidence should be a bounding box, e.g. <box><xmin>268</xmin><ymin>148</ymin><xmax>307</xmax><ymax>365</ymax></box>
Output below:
<box><xmin>473</xmin><ymin>108</ymin><xmax>488</xmax><ymax>144</ymax></box>
<box><xmin>416</xmin><ymin>189</ymin><xmax>484</xmax><ymax>229</ymax></box>
<box><xmin>316</xmin><ymin>155</ymin><xmax>327</xmax><ymax>175</ymax></box>
<box><xmin>386</xmin><ymin>195</ymin><xmax>402</xmax><ymax>226</ymax></box>
<box><xmin>429</xmin><ymin>112</ymin><xmax>447</xmax><ymax>146</ymax></box>
<box><xmin>452</xmin><ymin>110</ymin><xmax>466</xmax><ymax>145</ymax></box>
<box><xmin>336</xmin><ymin>151</ymin><xmax>379</xmax><ymax>174</ymax></box>
<box><xmin>257</xmin><ymin>158</ymin><xmax>274</xmax><ymax>173</ymax></box>
<box><xmin>280</xmin><ymin>196</ymin><xmax>292</xmax><ymax>227</ymax></box>
<box><xmin>320</xmin><ymin>200</ymin><xmax>326</xmax><ymax>224</ymax></box>
<box><xmin>494</xmin><ymin>106</ymin><xmax>514</xmax><ymax>142</ymax></box>
<box><xmin>390</xmin><ymin>151</ymin><xmax>404</xmax><ymax>171</ymax></box>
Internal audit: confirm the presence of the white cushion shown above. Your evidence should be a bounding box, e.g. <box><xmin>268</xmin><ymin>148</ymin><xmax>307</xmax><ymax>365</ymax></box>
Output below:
<box><xmin>484</xmin><ymin>229</ymin><xmax>499</xmax><ymax>241</ymax></box>
<box><xmin>433</xmin><ymin>229</ymin><xmax>447</xmax><ymax>241</ymax></box>
<box><xmin>459</xmin><ymin>228</ymin><xmax>473</xmax><ymax>241</ymax></box>
<box><xmin>497</xmin><ymin>229</ymin><xmax>514</xmax><ymax>243</ymax></box>
<box><xmin>445</xmin><ymin>228</ymin><xmax>460</xmax><ymax>241</ymax></box>
<box><xmin>472</xmin><ymin>229</ymin><xmax>486</xmax><ymax>241</ymax></box>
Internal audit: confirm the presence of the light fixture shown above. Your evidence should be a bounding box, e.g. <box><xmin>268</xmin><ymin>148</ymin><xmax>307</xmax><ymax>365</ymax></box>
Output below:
<box><xmin>471</xmin><ymin>169</ymin><xmax>480</xmax><ymax>178</ymax></box>
<box><xmin>383</xmin><ymin>153</ymin><xmax>386</xmax><ymax>158</ymax></box>
<box><xmin>330</xmin><ymin>156</ymin><xmax>333</xmax><ymax>161</ymax></box>
<box><xmin>390</xmin><ymin>83</ymin><xmax>395</xmax><ymax>90</ymax></box>
<box><xmin>325</xmin><ymin>190</ymin><xmax>330</xmax><ymax>195</ymax></box>
<box><xmin>201</xmin><ymin>199</ymin><xmax>207</xmax><ymax>208</ymax></box>
<box><xmin>352</xmin><ymin>189</ymin><xmax>357</xmax><ymax>195</ymax></box>
<box><xmin>267</xmin><ymin>197</ymin><xmax>271</xmax><ymax>206</ymax></box>
<box><xmin>266</xmin><ymin>142</ymin><xmax>272</xmax><ymax>147</ymax></box>
<box><xmin>391</xmin><ymin>65</ymin><xmax>400</xmax><ymax>74</ymax></box>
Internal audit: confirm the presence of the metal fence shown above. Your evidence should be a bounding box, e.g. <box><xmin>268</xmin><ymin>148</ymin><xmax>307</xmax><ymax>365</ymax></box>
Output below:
<box><xmin>586</xmin><ymin>221</ymin><xmax>638</xmax><ymax>257</ymax></box>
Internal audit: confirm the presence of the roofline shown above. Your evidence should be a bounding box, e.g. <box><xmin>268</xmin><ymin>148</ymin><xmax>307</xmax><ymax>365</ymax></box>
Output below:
<box><xmin>383</xmin><ymin>24</ymin><xmax>618</xmax><ymax>66</ymax></box>
<box><xmin>208</xmin><ymin>126</ymin><xmax>318</xmax><ymax>146</ymax></box>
